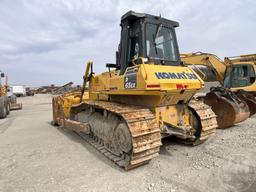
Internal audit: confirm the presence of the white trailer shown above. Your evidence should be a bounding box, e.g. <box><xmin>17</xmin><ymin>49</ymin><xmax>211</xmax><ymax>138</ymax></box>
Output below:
<box><xmin>11</xmin><ymin>85</ymin><xmax>26</xmax><ymax>97</ymax></box>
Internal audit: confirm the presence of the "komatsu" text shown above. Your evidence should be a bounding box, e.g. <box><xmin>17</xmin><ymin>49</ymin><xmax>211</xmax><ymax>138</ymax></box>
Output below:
<box><xmin>155</xmin><ymin>72</ymin><xmax>198</xmax><ymax>80</ymax></box>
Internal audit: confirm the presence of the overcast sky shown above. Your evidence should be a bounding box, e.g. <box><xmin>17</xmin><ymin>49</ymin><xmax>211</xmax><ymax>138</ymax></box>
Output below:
<box><xmin>0</xmin><ymin>0</ymin><xmax>255</xmax><ymax>86</ymax></box>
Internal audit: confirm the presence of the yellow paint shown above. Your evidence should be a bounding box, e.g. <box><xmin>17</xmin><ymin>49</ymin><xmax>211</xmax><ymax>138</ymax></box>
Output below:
<box><xmin>61</xmin><ymin>91</ymin><xmax>89</xmax><ymax>118</ymax></box>
<box><xmin>0</xmin><ymin>76</ymin><xmax>8</xmax><ymax>97</ymax></box>
<box><xmin>91</xmin><ymin>64</ymin><xmax>203</xmax><ymax>94</ymax></box>
<box><xmin>155</xmin><ymin>105</ymin><xmax>191</xmax><ymax>131</ymax></box>
<box><xmin>57</xmin><ymin>59</ymin><xmax>204</xmax><ymax>131</ymax></box>
<box><xmin>181</xmin><ymin>52</ymin><xmax>256</xmax><ymax>93</ymax></box>
<box><xmin>86</xmin><ymin>61</ymin><xmax>204</xmax><ymax>129</ymax></box>
<box><xmin>225</xmin><ymin>55</ymin><xmax>256</xmax><ymax>93</ymax></box>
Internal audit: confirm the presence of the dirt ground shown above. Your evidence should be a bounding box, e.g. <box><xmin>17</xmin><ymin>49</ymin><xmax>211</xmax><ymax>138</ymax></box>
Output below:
<box><xmin>0</xmin><ymin>94</ymin><xmax>256</xmax><ymax>192</ymax></box>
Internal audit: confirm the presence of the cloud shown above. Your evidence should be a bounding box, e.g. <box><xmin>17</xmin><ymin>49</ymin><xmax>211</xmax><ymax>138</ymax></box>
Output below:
<box><xmin>0</xmin><ymin>0</ymin><xmax>255</xmax><ymax>86</ymax></box>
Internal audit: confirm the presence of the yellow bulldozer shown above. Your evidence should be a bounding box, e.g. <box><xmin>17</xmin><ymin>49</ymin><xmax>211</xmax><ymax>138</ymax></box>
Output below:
<box><xmin>52</xmin><ymin>11</ymin><xmax>224</xmax><ymax>170</ymax></box>
<box><xmin>181</xmin><ymin>52</ymin><xmax>256</xmax><ymax>128</ymax></box>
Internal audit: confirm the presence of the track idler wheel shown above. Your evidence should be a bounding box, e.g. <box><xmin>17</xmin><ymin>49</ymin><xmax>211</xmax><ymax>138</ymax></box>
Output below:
<box><xmin>204</xmin><ymin>87</ymin><xmax>250</xmax><ymax>128</ymax></box>
<box><xmin>114</xmin><ymin>122</ymin><xmax>132</xmax><ymax>153</ymax></box>
<box><xmin>188</xmin><ymin>99</ymin><xmax>217</xmax><ymax>145</ymax></box>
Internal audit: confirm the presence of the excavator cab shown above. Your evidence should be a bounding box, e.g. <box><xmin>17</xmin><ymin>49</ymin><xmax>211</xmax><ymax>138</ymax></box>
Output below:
<box><xmin>224</xmin><ymin>64</ymin><xmax>256</xmax><ymax>88</ymax></box>
<box><xmin>115</xmin><ymin>11</ymin><xmax>181</xmax><ymax>74</ymax></box>
<box><xmin>224</xmin><ymin>54</ymin><xmax>256</xmax><ymax>93</ymax></box>
<box><xmin>223</xmin><ymin>63</ymin><xmax>256</xmax><ymax>116</ymax></box>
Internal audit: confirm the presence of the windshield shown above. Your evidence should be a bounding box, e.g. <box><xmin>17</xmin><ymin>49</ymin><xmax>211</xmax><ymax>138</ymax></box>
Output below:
<box><xmin>224</xmin><ymin>65</ymin><xmax>256</xmax><ymax>88</ymax></box>
<box><xmin>146</xmin><ymin>23</ymin><xmax>178</xmax><ymax>62</ymax></box>
<box><xmin>187</xmin><ymin>65</ymin><xmax>217</xmax><ymax>82</ymax></box>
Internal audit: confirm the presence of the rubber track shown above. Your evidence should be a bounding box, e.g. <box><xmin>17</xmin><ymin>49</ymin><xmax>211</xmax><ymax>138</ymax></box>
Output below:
<box><xmin>189</xmin><ymin>99</ymin><xmax>218</xmax><ymax>145</ymax></box>
<box><xmin>78</xmin><ymin>101</ymin><xmax>162</xmax><ymax>170</ymax></box>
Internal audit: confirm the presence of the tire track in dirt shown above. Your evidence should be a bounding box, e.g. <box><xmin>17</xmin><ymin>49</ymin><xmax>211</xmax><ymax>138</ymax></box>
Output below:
<box><xmin>0</xmin><ymin>118</ymin><xmax>15</xmax><ymax>134</ymax></box>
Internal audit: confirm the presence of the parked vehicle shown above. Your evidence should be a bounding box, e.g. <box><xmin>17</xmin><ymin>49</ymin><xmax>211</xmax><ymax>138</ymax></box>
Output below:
<box><xmin>7</xmin><ymin>86</ymin><xmax>22</xmax><ymax>110</ymax></box>
<box><xmin>11</xmin><ymin>85</ymin><xmax>26</xmax><ymax>97</ymax></box>
<box><xmin>26</xmin><ymin>87</ymin><xmax>35</xmax><ymax>96</ymax></box>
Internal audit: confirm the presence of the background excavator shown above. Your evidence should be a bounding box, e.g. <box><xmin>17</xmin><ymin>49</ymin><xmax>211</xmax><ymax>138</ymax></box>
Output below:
<box><xmin>52</xmin><ymin>11</ymin><xmax>227</xmax><ymax>170</ymax></box>
<box><xmin>181</xmin><ymin>52</ymin><xmax>256</xmax><ymax>128</ymax></box>
<box><xmin>224</xmin><ymin>54</ymin><xmax>256</xmax><ymax>115</ymax></box>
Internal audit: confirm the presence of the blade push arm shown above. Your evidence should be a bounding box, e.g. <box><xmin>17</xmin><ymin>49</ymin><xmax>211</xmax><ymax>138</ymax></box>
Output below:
<box><xmin>80</xmin><ymin>61</ymin><xmax>93</xmax><ymax>102</ymax></box>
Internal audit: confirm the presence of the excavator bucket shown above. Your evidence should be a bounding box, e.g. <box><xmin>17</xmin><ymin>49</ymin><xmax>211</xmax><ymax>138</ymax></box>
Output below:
<box><xmin>235</xmin><ymin>90</ymin><xmax>256</xmax><ymax>116</ymax></box>
<box><xmin>203</xmin><ymin>87</ymin><xmax>250</xmax><ymax>128</ymax></box>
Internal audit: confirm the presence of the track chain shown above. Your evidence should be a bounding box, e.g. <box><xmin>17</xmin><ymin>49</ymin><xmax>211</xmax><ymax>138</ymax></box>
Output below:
<box><xmin>189</xmin><ymin>99</ymin><xmax>218</xmax><ymax>145</ymax></box>
<box><xmin>77</xmin><ymin>101</ymin><xmax>162</xmax><ymax>170</ymax></box>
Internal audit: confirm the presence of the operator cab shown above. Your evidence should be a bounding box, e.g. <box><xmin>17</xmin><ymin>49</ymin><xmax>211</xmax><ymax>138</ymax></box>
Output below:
<box><xmin>115</xmin><ymin>11</ymin><xmax>181</xmax><ymax>74</ymax></box>
<box><xmin>224</xmin><ymin>64</ymin><xmax>256</xmax><ymax>88</ymax></box>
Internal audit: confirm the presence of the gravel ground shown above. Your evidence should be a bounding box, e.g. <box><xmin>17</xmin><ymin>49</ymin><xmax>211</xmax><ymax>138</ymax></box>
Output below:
<box><xmin>0</xmin><ymin>94</ymin><xmax>256</xmax><ymax>192</ymax></box>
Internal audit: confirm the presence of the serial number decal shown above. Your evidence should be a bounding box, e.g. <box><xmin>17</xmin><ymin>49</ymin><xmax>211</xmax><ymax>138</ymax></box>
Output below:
<box><xmin>124</xmin><ymin>74</ymin><xmax>137</xmax><ymax>89</ymax></box>
<box><xmin>155</xmin><ymin>72</ymin><xmax>198</xmax><ymax>80</ymax></box>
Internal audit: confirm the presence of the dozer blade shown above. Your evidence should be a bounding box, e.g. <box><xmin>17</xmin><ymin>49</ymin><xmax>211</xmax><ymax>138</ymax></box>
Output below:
<box><xmin>203</xmin><ymin>87</ymin><xmax>250</xmax><ymax>129</ymax></box>
<box><xmin>235</xmin><ymin>90</ymin><xmax>256</xmax><ymax>116</ymax></box>
<box><xmin>52</xmin><ymin>90</ymin><xmax>82</xmax><ymax>126</ymax></box>
<box><xmin>52</xmin><ymin>96</ymin><xmax>65</xmax><ymax>126</ymax></box>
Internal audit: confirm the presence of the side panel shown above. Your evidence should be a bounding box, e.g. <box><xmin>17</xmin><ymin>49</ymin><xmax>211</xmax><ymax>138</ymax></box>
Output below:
<box><xmin>155</xmin><ymin>105</ymin><xmax>191</xmax><ymax>131</ymax></box>
<box><xmin>90</xmin><ymin>64</ymin><xmax>203</xmax><ymax>106</ymax></box>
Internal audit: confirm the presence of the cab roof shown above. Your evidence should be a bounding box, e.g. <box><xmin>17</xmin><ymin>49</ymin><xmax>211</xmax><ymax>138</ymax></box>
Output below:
<box><xmin>121</xmin><ymin>10</ymin><xmax>179</xmax><ymax>28</ymax></box>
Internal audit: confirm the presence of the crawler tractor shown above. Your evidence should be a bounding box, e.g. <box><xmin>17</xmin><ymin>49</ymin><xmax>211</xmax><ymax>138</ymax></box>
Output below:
<box><xmin>52</xmin><ymin>11</ymin><xmax>218</xmax><ymax>170</ymax></box>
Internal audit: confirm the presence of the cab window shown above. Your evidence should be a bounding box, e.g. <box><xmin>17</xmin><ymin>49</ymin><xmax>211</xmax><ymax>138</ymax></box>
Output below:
<box><xmin>224</xmin><ymin>64</ymin><xmax>255</xmax><ymax>88</ymax></box>
<box><xmin>146</xmin><ymin>23</ymin><xmax>178</xmax><ymax>62</ymax></box>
